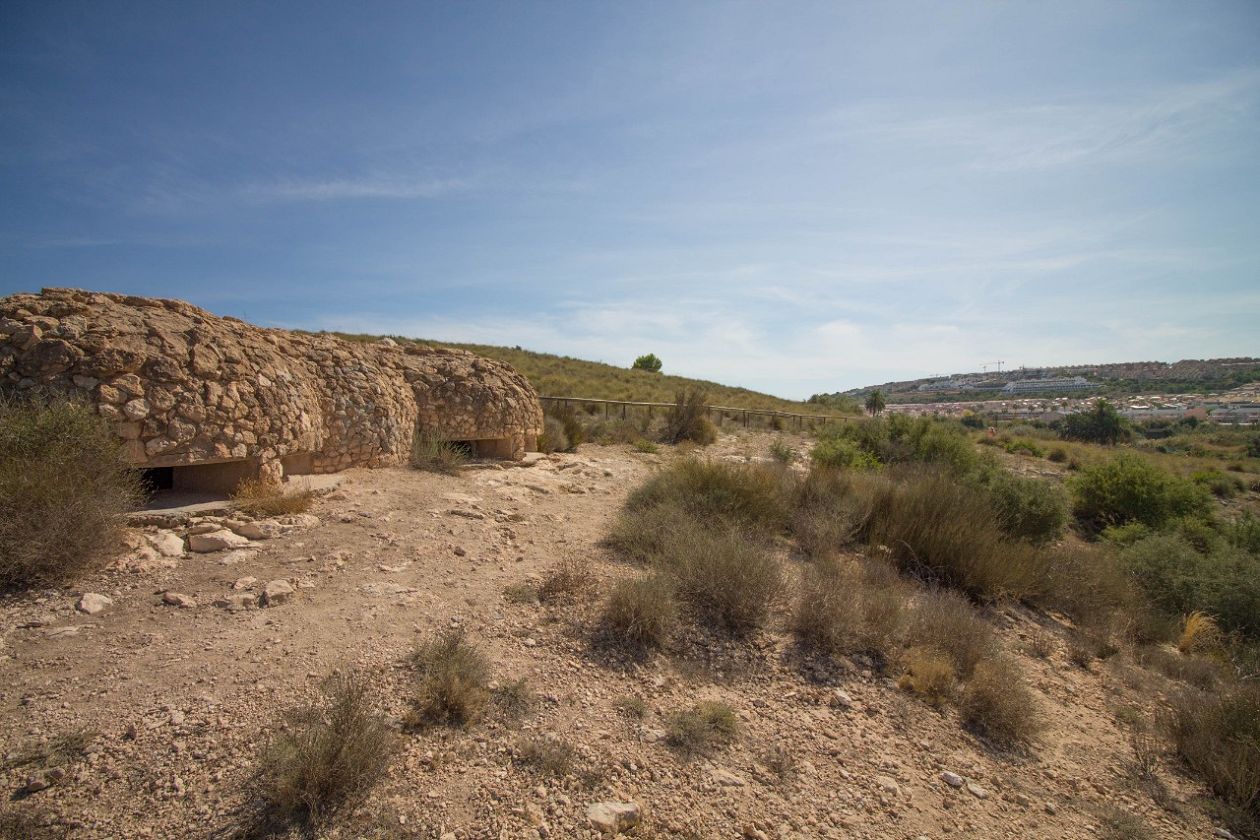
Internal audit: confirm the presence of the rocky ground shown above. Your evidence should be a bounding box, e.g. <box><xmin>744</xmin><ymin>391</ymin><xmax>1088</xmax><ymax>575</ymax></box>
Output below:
<box><xmin>0</xmin><ymin>431</ymin><xmax>1232</xmax><ymax>839</ymax></box>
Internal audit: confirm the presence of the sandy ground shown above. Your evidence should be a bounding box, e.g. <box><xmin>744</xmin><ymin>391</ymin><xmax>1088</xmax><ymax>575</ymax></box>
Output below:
<box><xmin>0</xmin><ymin>431</ymin><xmax>1226</xmax><ymax>839</ymax></box>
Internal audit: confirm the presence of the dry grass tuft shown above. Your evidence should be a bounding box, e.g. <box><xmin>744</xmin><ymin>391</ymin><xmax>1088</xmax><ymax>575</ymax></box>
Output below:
<box><xmin>864</xmin><ymin>469</ymin><xmax>1047</xmax><ymax>600</ymax></box>
<box><xmin>792</xmin><ymin>559</ymin><xmax>906</xmax><ymax>660</ymax></box>
<box><xmin>959</xmin><ymin>658</ymin><xmax>1042</xmax><ymax>749</ymax></box>
<box><xmin>1177</xmin><ymin>611</ymin><xmax>1221</xmax><ymax>655</ymax></box>
<box><xmin>904</xmin><ymin>589</ymin><xmax>994</xmax><ymax>679</ymax></box>
<box><xmin>0</xmin><ymin>394</ymin><xmax>141</xmax><ymax>588</ymax></box>
<box><xmin>0</xmin><ymin>808</ymin><xmax>67</xmax><ymax>840</ymax></box>
<box><xmin>230</xmin><ymin>477</ymin><xmax>317</xmax><ymax>517</ymax></box>
<box><xmin>514</xmin><ymin>736</ymin><xmax>577</xmax><ymax>778</ymax></box>
<box><xmin>3</xmin><ymin>727</ymin><xmax>95</xmax><ymax>773</ymax></box>
<box><xmin>407</xmin><ymin>629</ymin><xmax>491</xmax><ymax>728</ymax></box>
<box><xmin>614</xmin><ymin>695</ymin><xmax>648</xmax><ymax>719</ymax></box>
<box><xmin>598</xmin><ymin>573</ymin><xmax>678</xmax><ymax>654</ymax></box>
<box><xmin>897</xmin><ymin>647</ymin><xmax>957</xmax><ymax>706</ymax></box>
<box><xmin>254</xmin><ymin>671</ymin><xmax>396</xmax><ymax>831</ymax></box>
<box><xmin>536</xmin><ymin>555</ymin><xmax>594</xmax><ymax>604</ymax></box>
<box><xmin>410</xmin><ymin>428</ymin><xmax>467</xmax><ymax>474</ymax></box>
<box><xmin>665</xmin><ymin>701</ymin><xmax>739</xmax><ymax>757</ymax></box>
<box><xmin>492</xmin><ymin>677</ymin><xmax>534</xmax><ymax>722</ymax></box>
<box><xmin>662</xmin><ymin>525</ymin><xmax>783</xmax><ymax>636</ymax></box>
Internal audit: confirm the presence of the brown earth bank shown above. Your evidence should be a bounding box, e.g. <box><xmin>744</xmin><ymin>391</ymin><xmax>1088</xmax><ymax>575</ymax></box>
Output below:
<box><xmin>0</xmin><ymin>431</ymin><xmax>1231</xmax><ymax>839</ymax></box>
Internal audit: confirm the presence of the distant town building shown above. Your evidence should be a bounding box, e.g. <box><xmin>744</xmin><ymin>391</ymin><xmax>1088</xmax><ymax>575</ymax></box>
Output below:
<box><xmin>1001</xmin><ymin>376</ymin><xmax>1100</xmax><ymax>394</ymax></box>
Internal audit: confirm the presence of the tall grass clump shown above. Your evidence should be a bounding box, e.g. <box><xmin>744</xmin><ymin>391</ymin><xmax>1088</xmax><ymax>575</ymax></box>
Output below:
<box><xmin>0</xmin><ymin>394</ymin><xmax>141</xmax><ymax>588</ymax></box>
<box><xmin>410</xmin><ymin>428</ymin><xmax>467</xmax><ymax>474</ymax></box>
<box><xmin>793</xmin><ymin>559</ymin><xmax>906</xmax><ymax>660</ymax></box>
<box><xmin>660</xmin><ymin>524</ymin><xmax>783</xmax><ymax>636</ymax></box>
<box><xmin>1169</xmin><ymin>683</ymin><xmax>1260</xmax><ymax>822</ymax></box>
<box><xmin>407</xmin><ymin>630</ymin><xmax>491</xmax><ymax>728</ymax></box>
<box><xmin>904</xmin><ymin>589</ymin><xmax>995</xmax><ymax>678</ymax></box>
<box><xmin>543</xmin><ymin>403</ymin><xmax>585</xmax><ymax>451</ymax></box>
<box><xmin>230</xmin><ymin>477</ymin><xmax>317</xmax><ymax>517</ymax></box>
<box><xmin>864</xmin><ymin>469</ymin><xmax>1046</xmax><ymax>599</ymax></box>
<box><xmin>622</xmin><ymin>458</ymin><xmax>791</xmax><ymax>538</ymax></box>
<box><xmin>537</xmin><ymin>415</ymin><xmax>570</xmax><ymax>454</ymax></box>
<box><xmin>254</xmin><ymin>672</ymin><xmax>396</xmax><ymax>832</ymax></box>
<box><xmin>790</xmin><ymin>467</ymin><xmax>879</xmax><ymax>557</ymax></box>
<box><xmin>1070</xmin><ymin>453</ymin><xmax>1211</xmax><ymax>531</ymax></box>
<box><xmin>598</xmin><ymin>573</ymin><xmax>678</xmax><ymax>654</ymax></box>
<box><xmin>959</xmin><ymin>658</ymin><xmax>1042</xmax><ymax>748</ymax></box>
<box><xmin>662</xmin><ymin>388</ymin><xmax>717</xmax><ymax>445</ymax></box>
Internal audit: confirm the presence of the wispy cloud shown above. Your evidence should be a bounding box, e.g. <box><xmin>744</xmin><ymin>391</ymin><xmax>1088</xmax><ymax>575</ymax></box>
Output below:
<box><xmin>241</xmin><ymin>174</ymin><xmax>472</xmax><ymax>201</ymax></box>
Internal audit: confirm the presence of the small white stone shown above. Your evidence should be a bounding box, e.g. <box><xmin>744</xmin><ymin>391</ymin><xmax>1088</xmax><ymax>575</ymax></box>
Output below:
<box><xmin>586</xmin><ymin>801</ymin><xmax>641</xmax><ymax>835</ymax></box>
<box><xmin>188</xmin><ymin>530</ymin><xmax>250</xmax><ymax>553</ymax></box>
<box><xmin>940</xmin><ymin>771</ymin><xmax>965</xmax><ymax>788</ymax></box>
<box><xmin>76</xmin><ymin>593</ymin><xmax>113</xmax><ymax>615</ymax></box>
<box><xmin>161</xmin><ymin>591</ymin><xmax>197</xmax><ymax>609</ymax></box>
<box><xmin>262</xmin><ymin>579</ymin><xmax>295</xmax><ymax>606</ymax></box>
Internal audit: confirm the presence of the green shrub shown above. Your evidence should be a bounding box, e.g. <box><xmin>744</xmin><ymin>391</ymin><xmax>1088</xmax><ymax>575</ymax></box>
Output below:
<box><xmin>663</xmin><ymin>388</ymin><xmax>716</xmax><ymax>445</ymax></box>
<box><xmin>407</xmin><ymin>630</ymin><xmax>491</xmax><ymax>728</ymax></box>
<box><xmin>1170</xmin><ymin>683</ymin><xmax>1260</xmax><ymax>820</ymax></box>
<box><xmin>1120</xmin><ymin>534</ymin><xmax>1260</xmax><ymax>638</ymax></box>
<box><xmin>981</xmin><ymin>471</ymin><xmax>1069</xmax><ymax>545</ymax></box>
<box><xmin>1070</xmin><ymin>454</ymin><xmax>1211</xmax><ymax>530</ymax></box>
<box><xmin>811</xmin><ymin>437</ymin><xmax>880</xmax><ymax>470</ymax></box>
<box><xmin>0</xmin><ymin>394</ymin><xmax>141</xmax><ymax>588</ymax></box>
<box><xmin>1226</xmin><ymin>512</ymin><xmax>1260</xmax><ymax>554</ymax></box>
<box><xmin>814</xmin><ymin>415</ymin><xmax>977</xmax><ymax>475</ymax></box>
<box><xmin>959</xmin><ymin>658</ymin><xmax>1042</xmax><ymax>748</ymax></box>
<box><xmin>410</xmin><ymin>428</ymin><xmax>467</xmax><ymax>474</ymax></box>
<box><xmin>1047</xmin><ymin>446</ymin><xmax>1069</xmax><ymax>463</ymax></box>
<box><xmin>255</xmin><ymin>672</ymin><xmax>396</xmax><ymax>831</ymax></box>
<box><xmin>665</xmin><ymin>701</ymin><xmax>739</xmax><ymax>757</ymax></box>
<box><xmin>769</xmin><ymin>438</ymin><xmax>795</xmax><ymax>464</ymax></box>
<box><xmin>598</xmin><ymin>573</ymin><xmax>677</xmax><ymax>653</ymax></box>
<box><xmin>632</xmin><ymin>353</ymin><xmax>663</xmax><ymax>373</ymax></box>
<box><xmin>1003</xmin><ymin>438</ymin><xmax>1047</xmax><ymax>458</ymax></box>
<box><xmin>1192</xmin><ymin>469</ymin><xmax>1240</xmax><ymax>499</ymax></box>
<box><xmin>1057</xmin><ymin>400</ymin><xmax>1130</xmax><ymax>445</ymax></box>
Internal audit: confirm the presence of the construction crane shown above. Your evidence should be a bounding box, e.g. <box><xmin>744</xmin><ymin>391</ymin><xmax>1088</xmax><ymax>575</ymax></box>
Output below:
<box><xmin>981</xmin><ymin>360</ymin><xmax>1005</xmax><ymax>374</ymax></box>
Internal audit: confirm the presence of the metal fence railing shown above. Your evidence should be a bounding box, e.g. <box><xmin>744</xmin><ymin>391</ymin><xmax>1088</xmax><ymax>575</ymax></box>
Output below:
<box><xmin>538</xmin><ymin>395</ymin><xmax>850</xmax><ymax>431</ymax></box>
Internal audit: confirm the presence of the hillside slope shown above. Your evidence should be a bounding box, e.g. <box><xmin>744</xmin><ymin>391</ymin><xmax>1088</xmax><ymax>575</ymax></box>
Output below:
<box><xmin>331</xmin><ymin>333</ymin><xmax>858</xmax><ymax>415</ymax></box>
<box><xmin>831</xmin><ymin>357</ymin><xmax>1260</xmax><ymax>403</ymax></box>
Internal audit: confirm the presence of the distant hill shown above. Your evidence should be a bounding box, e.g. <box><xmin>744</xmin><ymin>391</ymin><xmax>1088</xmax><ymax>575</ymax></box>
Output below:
<box><xmin>327</xmin><ymin>333</ymin><xmax>857</xmax><ymax>416</ymax></box>
<box><xmin>825</xmin><ymin>357</ymin><xmax>1260</xmax><ymax>404</ymax></box>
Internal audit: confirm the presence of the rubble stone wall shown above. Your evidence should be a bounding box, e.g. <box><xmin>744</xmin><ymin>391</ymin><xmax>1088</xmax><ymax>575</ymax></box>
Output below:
<box><xmin>0</xmin><ymin>288</ymin><xmax>543</xmax><ymax>483</ymax></box>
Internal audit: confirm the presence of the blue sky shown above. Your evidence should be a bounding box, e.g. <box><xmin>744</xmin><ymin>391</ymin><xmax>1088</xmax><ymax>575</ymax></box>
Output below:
<box><xmin>2</xmin><ymin>1</ymin><xmax>1258</xmax><ymax>398</ymax></box>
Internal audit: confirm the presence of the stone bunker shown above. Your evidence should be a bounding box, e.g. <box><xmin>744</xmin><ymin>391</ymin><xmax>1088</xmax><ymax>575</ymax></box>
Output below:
<box><xmin>0</xmin><ymin>288</ymin><xmax>543</xmax><ymax>492</ymax></box>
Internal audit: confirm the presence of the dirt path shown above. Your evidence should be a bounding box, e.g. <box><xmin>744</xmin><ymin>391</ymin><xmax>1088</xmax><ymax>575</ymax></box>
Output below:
<box><xmin>0</xmin><ymin>431</ymin><xmax>1220</xmax><ymax>839</ymax></box>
